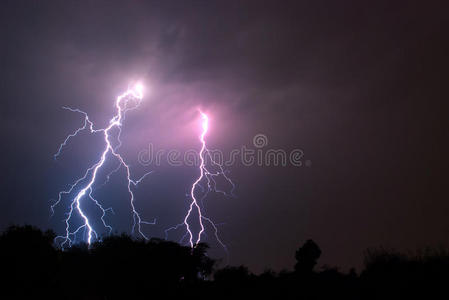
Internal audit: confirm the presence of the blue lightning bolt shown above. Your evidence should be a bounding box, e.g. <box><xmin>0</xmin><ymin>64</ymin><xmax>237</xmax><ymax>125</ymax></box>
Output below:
<box><xmin>51</xmin><ymin>83</ymin><xmax>155</xmax><ymax>248</ymax></box>
<box><xmin>165</xmin><ymin>111</ymin><xmax>235</xmax><ymax>255</ymax></box>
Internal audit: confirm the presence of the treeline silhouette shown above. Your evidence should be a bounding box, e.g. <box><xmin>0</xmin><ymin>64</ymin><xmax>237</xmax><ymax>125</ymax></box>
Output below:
<box><xmin>0</xmin><ymin>225</ymin><xmax>447</xmax><ymax>299</ymax></box>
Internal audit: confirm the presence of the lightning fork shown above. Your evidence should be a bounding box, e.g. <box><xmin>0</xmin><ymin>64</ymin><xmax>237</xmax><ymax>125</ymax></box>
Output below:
<box><xmin>52</xmin><ymin>83</ymin><xmax>155</xmax><ymax>247</ymax></box>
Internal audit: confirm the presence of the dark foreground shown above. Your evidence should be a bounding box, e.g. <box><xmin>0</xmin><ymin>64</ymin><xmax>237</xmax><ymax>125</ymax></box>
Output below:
<box><xmin>1</xmin><ymin>225</ymin><xmax>447</xmax><ymax>299</ymax></box>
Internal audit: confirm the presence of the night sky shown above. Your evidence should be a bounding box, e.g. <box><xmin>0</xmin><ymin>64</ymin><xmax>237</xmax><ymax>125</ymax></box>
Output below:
<box><xmin>1</xmin><ymin>1</ymin><xmax>448</xmax><ymax>273</ymax></box>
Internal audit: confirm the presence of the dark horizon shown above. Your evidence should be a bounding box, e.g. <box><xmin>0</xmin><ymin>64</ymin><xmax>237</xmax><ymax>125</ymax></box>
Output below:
<box><xmin>1</xmin><ymin>0</ymin><xmax>448</xmax><ymax>273</ymax></box>
<box><xmin>3</xmin><ymin>224</ymin><xmax>448</xmax><ymax>299</ymax></box>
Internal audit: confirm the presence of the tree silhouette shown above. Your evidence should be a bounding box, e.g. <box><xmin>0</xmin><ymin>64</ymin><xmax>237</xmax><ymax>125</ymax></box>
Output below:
<box><xmin>1</xmin><ymin>225</ymin><xmax>448</xmax><ymax>299</ymax></box>
<box><xmin>0</xmin><ymin>225</ymin><xmax>57</xmax><ymax>297</ymax></box>
<box><xmin>294</xmin><ymin>239</ymin><xmax>321</xmax><ymax>274</ymax></box>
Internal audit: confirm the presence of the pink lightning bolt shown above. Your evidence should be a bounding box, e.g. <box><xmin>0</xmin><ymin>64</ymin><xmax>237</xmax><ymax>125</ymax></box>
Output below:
<box><xmin>166</xmin><ymin>111</ymin><xmax>234</xmax><ymax>254</ymax></box>
<box><xmin>184</xmin><ymin>112</ymin><xmax>208</xmax><ymax>247</ymax></box>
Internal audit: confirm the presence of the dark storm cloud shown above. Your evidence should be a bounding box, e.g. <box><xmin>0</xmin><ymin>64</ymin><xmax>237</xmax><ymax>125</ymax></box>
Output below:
<box><xmin>1</xmin><ymin>0</ymin><xmax>448</xmax><ymax>272</ymax></box>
